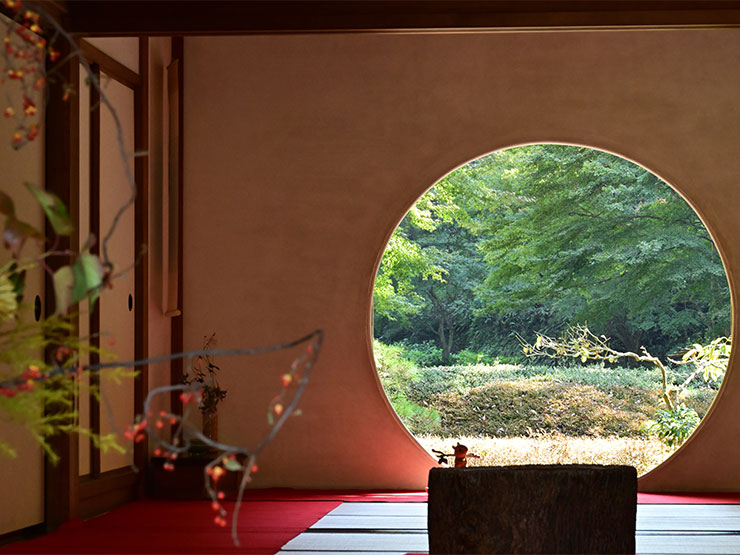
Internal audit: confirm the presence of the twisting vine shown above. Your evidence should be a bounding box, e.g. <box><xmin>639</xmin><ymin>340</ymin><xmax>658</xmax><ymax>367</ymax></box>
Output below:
<box><xmin>131</xmin><ymin>329</ymin><xmax>323</xmax><ymax>545</ymax></box>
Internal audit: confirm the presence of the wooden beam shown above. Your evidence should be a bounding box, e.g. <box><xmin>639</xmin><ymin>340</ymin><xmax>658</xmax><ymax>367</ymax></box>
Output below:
<box><xmin>54</xmin><ymin>1</ymin><xmax>740</xmax><ymax>36</ymax></box>
<box><xmin>78</xmin><ymin>40</ymin><xmax>141</xmax><ymax>89</ymax></box>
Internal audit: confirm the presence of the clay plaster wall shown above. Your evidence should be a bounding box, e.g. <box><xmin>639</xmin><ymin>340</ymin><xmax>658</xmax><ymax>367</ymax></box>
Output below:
<box><xmin>0</xmin><ymin>54</ymin><xmax>45</xmax><ymax>533</ymax></box>
<box><xmin>183</xmin><ymin>29</ymin><xmax>740</xmax><ymax>490</ymax></box>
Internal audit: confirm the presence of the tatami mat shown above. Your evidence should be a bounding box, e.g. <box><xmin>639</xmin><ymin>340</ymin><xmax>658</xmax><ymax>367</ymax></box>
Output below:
<box><xmin>280</xmin><ymin>501</ymin><xmax>740</xmax><ymax>554</ymax></box>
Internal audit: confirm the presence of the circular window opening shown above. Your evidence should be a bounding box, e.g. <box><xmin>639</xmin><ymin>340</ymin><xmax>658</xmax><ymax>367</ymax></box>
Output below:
<box><xmin>373</xmin><ymin>144</ymin><xmax>731</xmax><ymax>475</ymax></box>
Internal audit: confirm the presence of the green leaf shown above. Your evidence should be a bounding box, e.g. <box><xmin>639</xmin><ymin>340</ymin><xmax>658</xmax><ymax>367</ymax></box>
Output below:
<box><xmin>7</xmin><ymin>264</ymin><xmax>25</xmax><ymax>302</ymax></box>
<box><xmin>0</xmin><ymin>439</ymin><xmax>17</xmax><ymax>458</ymax></box>
<box><xmin>222</xmin><ymin>458</ymin><xmax>243</xmax><ymax>472</ymax></box>
<box><xmin>3</xmin><ymin>217</ymin><xmax>42</xmax><ymax>254</ymax></box>
<box><xmin>71</xmin><ymin>253</ymin><xmax>104</xmax><ymax>306</ymax></box>
<box><xmin>0</xmin><ymin>191</ymin><xmax>15</xmax><ymax>217</ymax></box>
<box><xmin>25</xmin><ymin>183</ymin><xmax>74</xmax><ymax>236</ymax></box>
<box><xmin>52</xmin><ymin>266</ymin><xmax>74</xmax><ymax>315</ymax></box>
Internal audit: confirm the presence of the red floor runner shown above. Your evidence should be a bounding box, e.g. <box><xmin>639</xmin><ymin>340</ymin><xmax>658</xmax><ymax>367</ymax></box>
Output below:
<box><xmin>239</xmin><ymin>488</ymin><xmax>429</xmax><ymax>502</ymax></box>
<box><xmin>5</xmin><ymin>490</ymin><xmax>740</xmax><ymax>554</ymax></box>
<box><xmin>239</xmin><ymin>488</ymin><xmax>740</xmax><ymax>504</ymax></box>
<box><xmin>637</xmin><ymin>492</ymin><xmax>740</xmax><ymax>504</ymax></box>
<box><xmin>1</xmin><ymin>499</ymin><xmax>340</xmax><ymax>554</ymax></box>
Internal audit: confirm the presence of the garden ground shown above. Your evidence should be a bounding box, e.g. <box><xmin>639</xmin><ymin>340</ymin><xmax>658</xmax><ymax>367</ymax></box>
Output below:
<box><xmin>376</xmin><ymin>344</ymin><xmax>719</xmax><ymax>474</ymax></box>
<box><xmin>418</xmin><ymin>434</ymin><xmax>677</xmax><ymax>476</ymax></box>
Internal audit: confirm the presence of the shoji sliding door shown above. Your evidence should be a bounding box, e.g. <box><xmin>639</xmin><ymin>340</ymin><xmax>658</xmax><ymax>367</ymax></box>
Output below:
<box><xmin>75</xmin><ymin>38</ymin><xmax>147</xmax><ymax>518</ymax></box>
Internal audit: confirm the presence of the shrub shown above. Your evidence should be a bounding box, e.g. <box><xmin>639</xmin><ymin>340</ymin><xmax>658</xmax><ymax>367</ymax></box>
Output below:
<box><xmin>373</xmin><ymin>340</ymin><xmax>418</xmax><ymax>399</ymax></box>
<box><xmin>392</xmin><ymin>396</ymin><xmax>441</xmax><ymax>435</ymax></box>
<box><xmin>643</xmin><ymin>405</ymin><xmax>700</xmax><ymax>447</ymax></box>
<box><xmin>374</xmin><ymin>340</ymin><xmax>441</xmax><ymax>434</ymax></box>
<box><xmin>451</xmin><ymin>349</ymin><xmax>498</xmax><ymax>366</ymax></box>
<box><xmin>397</xmin><ymin>340</ymin><xmax>445</xmax><ymax>367</ymax></box>
<box><xmin>433</xmin><ymin>380</ymin><xmax>657</xmax><ymax>438</ymax></box>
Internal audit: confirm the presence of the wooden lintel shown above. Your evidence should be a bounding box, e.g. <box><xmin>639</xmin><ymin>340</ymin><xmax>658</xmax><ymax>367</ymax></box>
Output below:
<box><xmin>36</xmin><ymin>1</ymin><xmax>740</xmax><ymax>37</ymax></box>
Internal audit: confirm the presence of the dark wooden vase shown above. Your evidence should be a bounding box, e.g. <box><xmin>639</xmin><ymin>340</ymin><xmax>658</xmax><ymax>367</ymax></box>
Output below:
<box><xmin>201</xmin><ymin>409</ymin><xmax>218</xmax><ymax>442</ymax></box>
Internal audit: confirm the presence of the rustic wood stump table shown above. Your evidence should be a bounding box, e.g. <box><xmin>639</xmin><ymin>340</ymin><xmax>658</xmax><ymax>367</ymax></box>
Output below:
<box><xmin>428</xmin><ymin>464</ymin><xmax>637</xmax><ymax>554</ymax></box>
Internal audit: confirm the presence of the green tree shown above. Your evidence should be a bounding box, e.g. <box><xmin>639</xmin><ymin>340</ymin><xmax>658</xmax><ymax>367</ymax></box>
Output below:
<box><xmin>373</xmin><ymin>144</ymin><xmax>730</xmax><ymax>363</ymax></box>
<box><xmin>410</xmin><ymin>222</ymin><xmax>486</xmax><ymax>363</ymax></box>
<box><xmin>477</xmin><ymin>145</ymin><xmax>729</xmax><ymax>358</ymax></box>
<box><xmin>374</xmin><ymin>172</ymin><xmax>491</xmax><ymax>363</ymax></box>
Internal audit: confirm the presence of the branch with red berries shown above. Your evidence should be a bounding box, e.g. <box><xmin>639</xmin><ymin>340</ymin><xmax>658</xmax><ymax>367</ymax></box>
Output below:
<box><xmin>122</xmin><ymin>329</ymin><xmax>323</xmax><ymax>546</ymax></box>
<box><xmin>1</xmin><ymin>3</ymin><xmax>326</xmax><ymax>548</ymax></box>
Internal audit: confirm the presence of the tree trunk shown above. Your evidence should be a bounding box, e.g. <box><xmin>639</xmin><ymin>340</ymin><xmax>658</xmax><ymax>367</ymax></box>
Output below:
<box><xmin>428</xmin><ymin>287</ymin><xmax>454</xmax><ymax>364</ymax></box>
<box><xmin>438</xmin><ymin>320</ymin><xmax>452</xmax><ymax>364</ymax></box>
<box><xmin>607</xmin><ymin>316</ymin><xmax>643</xmax><ymax>354</ymax></box>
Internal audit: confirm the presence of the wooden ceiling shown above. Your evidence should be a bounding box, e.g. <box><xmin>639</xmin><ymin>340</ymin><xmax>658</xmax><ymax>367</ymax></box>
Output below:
<box><xmin>37</xmin><ymin>1</ymin><xmax>740</xmax><ymax>36</ymax></box>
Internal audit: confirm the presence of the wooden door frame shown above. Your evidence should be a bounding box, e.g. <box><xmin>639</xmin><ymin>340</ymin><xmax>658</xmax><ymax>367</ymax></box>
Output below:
<box><xmin>44</xmin><ymin>36</ymin><xmax>149</xmax><ymax>528</ymax></box>
<box><xmin>43</xmin><ymin>38</ymin><xmax>81</xmax><ymax>532</ymax></box>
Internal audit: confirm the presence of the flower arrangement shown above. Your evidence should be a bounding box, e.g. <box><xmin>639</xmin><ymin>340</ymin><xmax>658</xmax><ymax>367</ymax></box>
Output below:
<box><xmin>183</xmin><ymin>333</ymin><xmax>227</xmax><ymax>415</ymax></box>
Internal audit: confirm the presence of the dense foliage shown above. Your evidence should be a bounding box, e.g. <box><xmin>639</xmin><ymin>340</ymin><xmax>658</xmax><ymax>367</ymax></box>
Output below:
<box><xmin>373</xmin><ymin>144</ymin><xmax>730</xmax><ymax>363</ymax></box>
<box><xmin>375</xmin><ymin>340</ymin><xmax>715</xmax><ymax>439</ymax></box>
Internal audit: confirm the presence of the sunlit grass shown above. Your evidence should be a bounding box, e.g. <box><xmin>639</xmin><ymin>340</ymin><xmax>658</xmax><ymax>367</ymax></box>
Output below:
<box><xmin>417</xmin><ymin>434</ymin><xmax>678</xmax><ymax>476</ymax></box>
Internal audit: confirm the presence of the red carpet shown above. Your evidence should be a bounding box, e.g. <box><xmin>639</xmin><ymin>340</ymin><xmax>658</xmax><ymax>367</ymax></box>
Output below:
<box><xmin>238</xmin><ymin>488</ymin><xmax>740</xmax><ymax>505</ymax></box>
<box><xmin>239</xmin><ymin>488</ymin><xmax>429</xmax><ymax>502</ymax></box>
<box><xmin>637</xmin><ymin>492</ymin><xmax>740</xmax><ymax>504</ymax></box>
<box><xmin>239</xmin><ymin>488</ymin><xmax>740</xmax><ymax>505</ymax></box>
<box><xmin>243</xmin><ymin>489</ymin><xmax>740</xmax><ymax>505</ymax></box>
<box><xmin>4</xmin><ymin>489</ymin><xmax>740</xmax><ymax>554</ymax></box>
<box><xmin>1</xmin><ymin>499</ymin><xmax>340</xmax><ymax>554</ymax></box>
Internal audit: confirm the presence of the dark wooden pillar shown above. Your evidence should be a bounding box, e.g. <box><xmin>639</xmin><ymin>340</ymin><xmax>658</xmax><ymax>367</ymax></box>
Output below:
<box><xmin>43</xmin><ymin>40</ymin><xmax>80</xmax><ymax>532</ymax></box>
<box><xmin>169</xmin><ymin>36</ymin><xmax>184</xmax><ymax>416</ymax></box>
<box><xmin>133</xmin><ymin>35</ymin><xmax>150</xmax><ymax>495</ymax></box>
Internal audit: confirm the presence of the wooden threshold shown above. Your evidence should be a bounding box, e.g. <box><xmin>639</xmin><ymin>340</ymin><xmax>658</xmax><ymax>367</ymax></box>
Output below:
<box><xmin>0</xmin><ymin>523</ymin><xmax>46</xmax><ymax>548</ymax></box>
<box><xmin>78</xmin><ymin>467</ymin><xmax>139</xmax><ymax>520</ymax></box>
